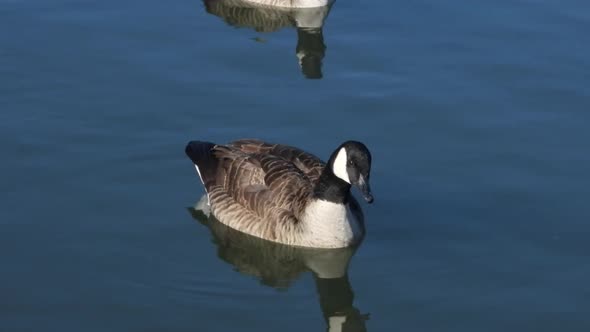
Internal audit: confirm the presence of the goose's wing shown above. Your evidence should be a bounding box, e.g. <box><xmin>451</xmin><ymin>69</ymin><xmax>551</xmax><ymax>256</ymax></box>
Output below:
<box><xmin>229</xmin><ymin>139</ymin><xmax>325</xmax><ymax>183</ymax></box>
<box><xmin>211</xmin><ymin>145</ymin><xmax>313</xmax><ymax>220</ymax></box>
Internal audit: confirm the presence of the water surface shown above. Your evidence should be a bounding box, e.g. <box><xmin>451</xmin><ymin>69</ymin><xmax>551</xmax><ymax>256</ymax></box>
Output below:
<box><xmin>1</xmin><ymin>0</ymin><xmax>589</xmax><ymax>331</ymax></box>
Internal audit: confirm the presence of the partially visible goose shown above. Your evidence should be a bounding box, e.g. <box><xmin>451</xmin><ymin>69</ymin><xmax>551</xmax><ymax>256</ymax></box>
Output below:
<box><xmin>185</xmin><ymin>139</ymin><xmax>374</xmax><ymax>248</ymax></box>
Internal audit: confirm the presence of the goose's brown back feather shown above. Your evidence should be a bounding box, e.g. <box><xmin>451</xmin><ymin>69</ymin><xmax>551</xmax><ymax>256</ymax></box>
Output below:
<box><xmin>194</xmin><ymin>140</ymin><xmax>328</xmax><ymax>245</ymax></box>
<box><xmin>229</xmin><ymin>139</ymin><xmax>325</xmax><ymax>182</ymax></box>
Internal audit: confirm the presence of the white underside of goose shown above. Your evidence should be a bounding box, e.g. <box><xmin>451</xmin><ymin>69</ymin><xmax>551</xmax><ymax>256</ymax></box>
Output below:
<box><xmin>194</xmin><ymin>194</ymin><xmax>211</xmax><ymax>217</ymax></box>
<box><xmin>301</xmin><ymin>199</ymin><xmax>362</xmax><ymax>248</ymax></box>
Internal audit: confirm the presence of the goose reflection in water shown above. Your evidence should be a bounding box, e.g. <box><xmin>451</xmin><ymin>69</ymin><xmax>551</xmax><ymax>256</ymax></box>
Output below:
<box><xmin>203</xmin><ymin>0</ymin><xmax>333</xmax><ymax>79</ymax></box>
<box><xmin>188</xmin><ymin>195</ymin><xmax>370</xmax><ymax>332</ymax></box>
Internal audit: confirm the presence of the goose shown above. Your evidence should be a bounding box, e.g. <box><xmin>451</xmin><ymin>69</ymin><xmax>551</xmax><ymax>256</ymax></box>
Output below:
<box><xmin>185</xmin><ymin>139</ymin><xmax>374</xmax><ymax>248</ymax></box>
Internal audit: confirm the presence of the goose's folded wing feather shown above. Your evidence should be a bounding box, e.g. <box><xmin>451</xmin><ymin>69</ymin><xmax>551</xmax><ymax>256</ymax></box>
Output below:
<box><xmin>213</xmin><ymin>145</ymin><xmax>313</xmax><ymax>220</ymax></box>
<box><xmin>229</xmin><ymin>139</ymin><xmax>325</xmax><ymax>183</ymax></box>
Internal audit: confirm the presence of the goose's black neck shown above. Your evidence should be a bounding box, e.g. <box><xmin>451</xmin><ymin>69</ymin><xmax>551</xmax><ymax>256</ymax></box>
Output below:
<box><xmin>313</xmin><ymin>166</ymin><xmax>351</xmax><ymax>204</ymax></box>
<box><xmin>313</xmin><ymin>173</ymin><xmax>351</xmax><ymax>204</ymax></box>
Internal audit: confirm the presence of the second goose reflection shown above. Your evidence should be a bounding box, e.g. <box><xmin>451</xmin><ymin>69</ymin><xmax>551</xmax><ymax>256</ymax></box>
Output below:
<box><xmin>189</xmin><ymin>196</ymin><xmax>369</xmax><ymax>331</ymax></box>
<box><xmin>203</xmin><ymin>0</ymin><xmax>333</xmax><ymax>79</ymax></box>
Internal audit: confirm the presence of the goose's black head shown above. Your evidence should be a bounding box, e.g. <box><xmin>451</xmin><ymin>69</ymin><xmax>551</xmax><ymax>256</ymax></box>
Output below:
<box><xmin>329</xmin><ymin>141</ymin><xmax>373</xmax><ymax>204</ymax></box>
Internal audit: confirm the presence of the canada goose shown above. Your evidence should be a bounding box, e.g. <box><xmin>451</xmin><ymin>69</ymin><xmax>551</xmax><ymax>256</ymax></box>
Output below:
<box><xmin>185</xmin><ymin>139</ymin><xmax>374</xmax><ymax>248</ymax></box>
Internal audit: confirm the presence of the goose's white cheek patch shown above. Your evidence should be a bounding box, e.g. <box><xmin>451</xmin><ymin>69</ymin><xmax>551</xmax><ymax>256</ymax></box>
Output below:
<box><xmin>332</xmin><ymin>148</ymin><xmax>350</xmax><ymax>184</ymax></box>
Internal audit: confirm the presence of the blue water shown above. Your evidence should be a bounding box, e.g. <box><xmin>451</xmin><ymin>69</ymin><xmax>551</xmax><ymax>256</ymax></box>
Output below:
<box><xmin>2</xmin><ymin>0</ymin><xmax>589</xmax><ymax>331</ymax></box>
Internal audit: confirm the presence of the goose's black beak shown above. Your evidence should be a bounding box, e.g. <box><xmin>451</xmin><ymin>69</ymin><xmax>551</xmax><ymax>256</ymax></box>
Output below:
<box><xmin>356</xmin><ymin>175</ymin><xmax>374</xmax><ymax>204</ymax></box>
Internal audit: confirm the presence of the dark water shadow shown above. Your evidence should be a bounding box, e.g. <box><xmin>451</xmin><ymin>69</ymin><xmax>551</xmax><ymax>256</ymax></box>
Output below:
<box><xmin>203</xmin><ymin>0</ymin><xmax>333</xmax><ymax>79</ymax></box>
<box><xmin>187</xmin><ymin>195</ymin><xmax>369</xmax><ymax>331</ymax></box>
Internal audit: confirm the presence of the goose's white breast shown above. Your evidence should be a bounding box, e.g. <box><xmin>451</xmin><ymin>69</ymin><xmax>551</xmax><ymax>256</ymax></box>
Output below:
<box><xmin>301</xmin><ymin>200</ymin><xmax>362</xmax><ymax>248</ymax></box>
